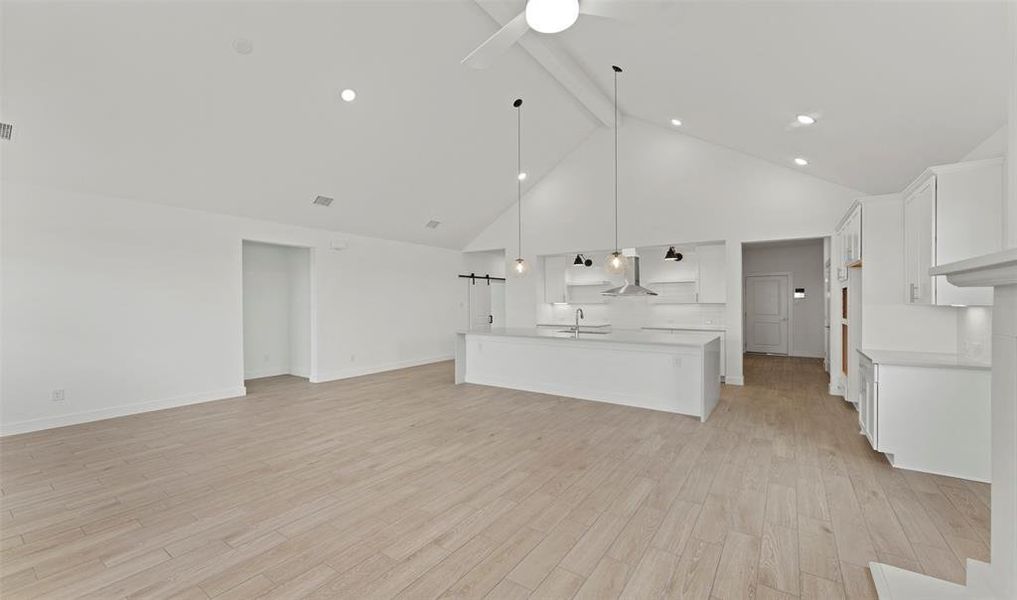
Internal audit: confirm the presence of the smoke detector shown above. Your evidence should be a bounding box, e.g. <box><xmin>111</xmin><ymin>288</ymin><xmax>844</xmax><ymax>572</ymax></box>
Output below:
<box><xmin>313</xmin><ymin>195</ymin><xmax>334</xmax><ymax>207</ymax></box>
<box><xmin>232</xmin><ymin>38</ymin><xmax>253</xmax><ymax>55</ymax></box>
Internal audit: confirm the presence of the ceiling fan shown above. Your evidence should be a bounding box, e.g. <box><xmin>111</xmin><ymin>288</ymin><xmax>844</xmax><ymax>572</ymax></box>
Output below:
<box><xmin>462</xmin><ymin>0</ymin><xmax>624</xmax><ymax>69</ymax></box>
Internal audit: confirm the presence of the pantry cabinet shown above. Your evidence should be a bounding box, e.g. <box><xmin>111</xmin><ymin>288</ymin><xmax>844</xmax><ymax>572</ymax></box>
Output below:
<box><xmin>902</xmin><ymin>158</ymin><xmax>1003</xmax><ymax>306</ymax></box>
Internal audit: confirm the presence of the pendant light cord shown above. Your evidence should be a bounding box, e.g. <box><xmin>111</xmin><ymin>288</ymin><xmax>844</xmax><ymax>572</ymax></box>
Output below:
<box><xmin>516</xmin><ymin>100</ymin><xmax>522</xmax><ymax>258</ymax></box>
<box><xmin>613</xmin><ymin>66</ymin><xmax>620</xmax><ymax>253</ymax></box>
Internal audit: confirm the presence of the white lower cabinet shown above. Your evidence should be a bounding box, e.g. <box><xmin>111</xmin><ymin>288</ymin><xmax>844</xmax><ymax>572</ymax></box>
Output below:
<box><xmin>857</xmin><ymin>350</ymin><xmax>990</xmax><ymax>482</ymax></box>
<box><xmin>858</xmin><ymin>353</ymin><xmax>877</xmax><ymax>448</ymax></box>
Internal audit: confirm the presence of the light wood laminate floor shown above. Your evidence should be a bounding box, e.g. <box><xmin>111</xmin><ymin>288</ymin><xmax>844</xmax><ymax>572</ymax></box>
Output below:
<box><xmin>1</xmin><ymin>355</ymin><xmax>990</xmax><ymax>599</ymax></box>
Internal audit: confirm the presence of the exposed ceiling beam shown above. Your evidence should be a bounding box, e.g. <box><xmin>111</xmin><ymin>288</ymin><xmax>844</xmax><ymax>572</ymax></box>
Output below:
<box><xmin>472</xmin><ymin>0</ymin><xmax>617</xmax><ymax>128</ymax></box>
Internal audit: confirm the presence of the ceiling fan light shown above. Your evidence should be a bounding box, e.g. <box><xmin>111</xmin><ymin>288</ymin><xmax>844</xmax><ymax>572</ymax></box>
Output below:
<box><xmin>525</xmin><ymin>0</ymin><xmax>580</xmax><ymax>33</ymax></box>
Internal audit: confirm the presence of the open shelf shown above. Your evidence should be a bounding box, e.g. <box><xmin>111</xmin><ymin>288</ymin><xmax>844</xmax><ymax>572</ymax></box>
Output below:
<box><xmin>566</xmin><ymin>281</ymin><xmax>612</xmax><ymax>287</ymax></box>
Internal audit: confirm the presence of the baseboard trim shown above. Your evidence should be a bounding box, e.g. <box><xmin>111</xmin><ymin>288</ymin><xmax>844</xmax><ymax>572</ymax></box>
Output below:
<box><xmin>244</xmin><ymin>366</ymin><xmax>290</xmax><ymax>379</ymax></box>
<box><xmin>1</xmin><ymin>386</ymin><xmax>248</xmax><ymax>437</ymax></box>
<box><xmin>724</xmin><ymin>376</ymin><xmax>745</xmax><ymax>386</ymax></box>
<box><xmin>312</xmin><ymin>355</ymin><xmax>453</xmax><ymax>384</ymax></box>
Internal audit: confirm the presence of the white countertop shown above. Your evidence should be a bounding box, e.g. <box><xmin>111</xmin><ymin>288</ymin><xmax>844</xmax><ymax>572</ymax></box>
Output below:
<box><xmin>858</xmin><ymin>349</ymin><xmax>991</xmax><ymax>370</ymax></box>
<box><xmin>461</xmin><ymin>328</ymin><xmax>721</xmax><ymax>348</ymax></box>
<box><xmin>643</xmin><ymin>325</ymin><xmax>726</xmax><ymax>332</ymax></box>
<box><xmin>536</xmin><ymin>323</ymin><xmax>612</xmax><ymax>329</ymax></box>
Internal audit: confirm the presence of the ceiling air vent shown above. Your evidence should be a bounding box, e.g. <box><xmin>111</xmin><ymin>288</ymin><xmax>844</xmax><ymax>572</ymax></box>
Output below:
<box><xmin>0</xmin><ymin>123</ymin><xmax>12</xmax><ymax>141</ymax></box>
<box><xmin>312</xmin><ymin>195</ymin><xmax>334</xmax><ymax>207</ymax></box>
<box><xmin>425</xmin><ymin>219</ymin><xmax>441</xmax><ymax>229</ymax></box>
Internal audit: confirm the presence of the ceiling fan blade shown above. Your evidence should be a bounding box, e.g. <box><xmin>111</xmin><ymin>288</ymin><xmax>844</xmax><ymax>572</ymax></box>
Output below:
<box><xmin>461</xmin><ymin>11</ymin><xmax>530</xmax><ymax>69</ymax></box>
<box><xmin>578</xmin><ymin>0</ymin><xmax>626</xmax><ymax>20</ymax></box>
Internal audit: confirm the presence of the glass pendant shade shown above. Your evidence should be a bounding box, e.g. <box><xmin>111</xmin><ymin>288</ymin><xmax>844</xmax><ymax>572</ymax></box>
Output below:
<box><xmin>512</xmin><ymin>257</ymin><xmax>529</xmax><ymax>277</ymax></box>
<box><xmin>605</xmin><ymin>251</ymin><xmax>626</xmax><ymax>275</ymax></box>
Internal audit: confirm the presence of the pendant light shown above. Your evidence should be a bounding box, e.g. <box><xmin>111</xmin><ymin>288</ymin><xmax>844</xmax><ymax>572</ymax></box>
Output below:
<box><xmin>604</xmin><ymin>65</ymin><xmax>626</xmax><ymax>276</ymax></box>
<box><xmin>664</xmin><ymin>246</ymin><xmax>684</xmax><ymax>261</ymax></box>
<box><xmin>511</xmin><ymin>98</ymin><xmax>529</xmax><ymax>277</ymax></box>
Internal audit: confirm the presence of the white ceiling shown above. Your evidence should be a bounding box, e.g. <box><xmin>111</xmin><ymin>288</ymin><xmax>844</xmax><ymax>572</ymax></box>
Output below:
<box><xmin>1</xmin><ymin>1</ymin><xmax>598</xmax><ymax>249</ymax></box>
<box><xmin>2</xmin><ymin>1</ymin><xmax>1010</xmax><ymax>249</ymax></box>
<box><xmin>555</xmin><ymin>0</ymin><xmax>1009</xmax><ymax>193</ymax></box>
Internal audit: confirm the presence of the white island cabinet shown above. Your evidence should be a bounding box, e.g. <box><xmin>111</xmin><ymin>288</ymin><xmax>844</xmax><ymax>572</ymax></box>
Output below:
<box><xmin>455</xmin><ymin>329</ymin><xmax>722</xmax><ymax>422</ymax></box>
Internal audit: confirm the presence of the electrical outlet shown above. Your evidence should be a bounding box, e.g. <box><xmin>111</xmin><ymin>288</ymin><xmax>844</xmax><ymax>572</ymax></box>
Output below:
<box><xmin>51</xmin><ymin>389</ymin><xmax>65</xmax><ymax>402</ymax></box>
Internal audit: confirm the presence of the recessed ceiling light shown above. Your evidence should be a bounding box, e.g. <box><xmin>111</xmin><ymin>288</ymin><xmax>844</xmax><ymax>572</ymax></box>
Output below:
<box><xmin>670</xmin><ymin>118</ymin><xmax>682</xmax><ymax>127</ymax></box>
<box><xmin>340</xmin><ymin>89</ymin><xmax>357</xmax><ymax>102</ymax></box>
<box><xmin>517</xmin><ymin>172</ymin><xmax>527</xmax><ymax>181</ymax></box>
<box><xmin>796</xmin><ymin>114</ymin><xmax>816</xmax><ymax>125</ymax></box>
<box><xmin>794</xmin><ymin>157</ymin><xmax>809</xmax><ymax>166</ymax></box>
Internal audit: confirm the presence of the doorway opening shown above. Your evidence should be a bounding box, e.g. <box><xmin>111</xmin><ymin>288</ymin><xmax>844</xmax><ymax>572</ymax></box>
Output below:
<box><xmin>462</xmin><ymin>250</ymin><xmax>506</xmax><ymax>330</ymax></box>
<box><xmin>242</xmin><ymin>241</ymin><xmax>312</xmax><ymax>381</ymax></box>
<box><xmin>742</xmin><ymin>238</ymin><xmax>826</xmax><ymax>360</ymax></box>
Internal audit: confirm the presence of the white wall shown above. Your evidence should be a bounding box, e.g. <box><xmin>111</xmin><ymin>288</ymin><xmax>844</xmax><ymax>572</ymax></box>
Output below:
<box><xmin>287</xmin><ymin>247</ymin><xmax>312</xmax><ymax>378</ymax></box>
<box><xmin>1</xmin><ymin>182</ymin><xmax>462</xmax><ymax>435</ymax></box>
<box><xmin>242</xmin><ymin>242</ymin><xmax>310</xmax><ymax>379</ymax></box>
<box><xmin>962</xmin><ymin>126</ymin><xmax>1006</xmax><ymax>161</ymax></box>
<box><xmin>743</xmin><ymin>240</ymin><xmax>826</xmax><ymax>358</ymax></box>
<box><xmin>465</xmin><ymin>119</ymin><xmax>861</xmax><ymax>384</ymax></box>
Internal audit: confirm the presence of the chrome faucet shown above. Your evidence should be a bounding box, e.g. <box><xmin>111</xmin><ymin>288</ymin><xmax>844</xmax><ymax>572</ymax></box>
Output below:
<box><xmin>574</xmin><ymin>308</ymin><xmax>584</xmax><ymax>338</ymax></box>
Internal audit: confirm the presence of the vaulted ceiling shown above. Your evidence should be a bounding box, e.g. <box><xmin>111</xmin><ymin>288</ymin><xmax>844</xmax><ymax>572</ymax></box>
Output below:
<box><xmin>1</xmin><ymin>1</ymin><xmax>1009</xmax><ymax>249</ymax></box>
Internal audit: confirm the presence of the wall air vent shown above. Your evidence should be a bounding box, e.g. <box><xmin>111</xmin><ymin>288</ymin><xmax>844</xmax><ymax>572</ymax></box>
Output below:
<box><xmin>0</xmin><ymin>123</ymin><xmax>12</xmax><ymax>141</ymax></box>
<box><xmin>425</xmin><ymin>219</ymin><xmax>441</xmax><ymax>229</ymax></box>
<box><xmin>312</xmin><ymin>195</ymin><xmax>334</xmax><ymax>207</ymax></box>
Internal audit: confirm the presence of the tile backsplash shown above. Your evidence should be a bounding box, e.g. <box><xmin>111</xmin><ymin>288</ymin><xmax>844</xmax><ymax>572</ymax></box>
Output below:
<box><xmin>540</xmin><ymin>298</ymin><xmax>726</xmax><ymax>330</ymax></box>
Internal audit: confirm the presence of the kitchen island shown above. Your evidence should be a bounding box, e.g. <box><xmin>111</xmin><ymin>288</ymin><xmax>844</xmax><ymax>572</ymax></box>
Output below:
<box><xmin>455</xmin><ymin>328</ymin><xmax>722</xmax><ymax>421</ymax></box>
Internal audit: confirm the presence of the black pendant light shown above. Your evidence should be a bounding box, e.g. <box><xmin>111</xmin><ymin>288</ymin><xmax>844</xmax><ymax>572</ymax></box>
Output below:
<box><xmin>664</xmin><ymin>246</ymin><xmax>684</xmax><ymax>262</ymax></box>
<box><xmin>511</xmin><ymin>98</ymin><xmax>528</xmax><ymax>277</ymax></box>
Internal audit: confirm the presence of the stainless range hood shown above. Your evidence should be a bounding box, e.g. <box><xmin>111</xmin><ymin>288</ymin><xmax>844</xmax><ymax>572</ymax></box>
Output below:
<box><xmin>602</xmin><ymin>254</ymin><xmax>658</xmax><ymax>297</ymax></box>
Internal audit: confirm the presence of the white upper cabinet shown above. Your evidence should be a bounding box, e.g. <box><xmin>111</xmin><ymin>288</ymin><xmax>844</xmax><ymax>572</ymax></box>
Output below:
<box><xmin>696</xmin><ymin>244</ymin><xmax>727</xmax><ymax>304</ymax></box>
<box><xmin>834</xmin><ymin>203</ymin><xmax>862</xmax><ymax>281</ymax></box>
<box><xmin>902</xmin><ymin>158</ymin><xmax>1003</xmax><ymax>306</ymax></box>
<box><xmin>903</xmin><ymin>177</ymin><xmax>935</xmax><ymax>304</ymax></box>
<box><xmin>542</xmin><ymin>255</ymin><xmax>568</xmax><ymax>304</ymax></box>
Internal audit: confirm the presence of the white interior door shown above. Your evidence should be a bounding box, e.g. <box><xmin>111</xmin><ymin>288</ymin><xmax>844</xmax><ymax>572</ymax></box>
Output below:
<box><xmin>468</xmin><ymin>280</ymin><xmax>493</xmax><ymax>330</ymax></box>
<box><xmin>745</xmin><ymin>274</ymin><xmax>790</xmax><ymax>355</ymax></box>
